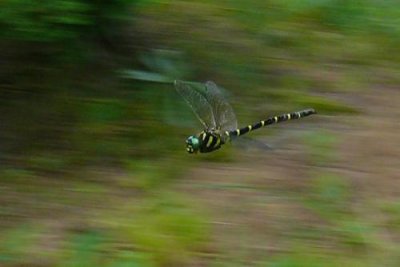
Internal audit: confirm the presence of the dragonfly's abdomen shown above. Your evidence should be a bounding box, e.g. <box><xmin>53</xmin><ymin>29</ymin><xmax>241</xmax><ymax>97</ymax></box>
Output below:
<box><xmin>198</xmin><ymin>131</ymin><xmax>223</xmax><ymax>153</ymax></box>
<box><xmin>227</xmin><ymin>108</ymin><xmax>316</xmax><ymax>138</ymax></box>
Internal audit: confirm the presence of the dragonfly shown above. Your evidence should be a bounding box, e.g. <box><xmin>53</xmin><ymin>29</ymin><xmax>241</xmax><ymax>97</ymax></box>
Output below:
<box><xmin>174</xmin><ymin>80</ymin><xmax>316</xmax><ymax>154</ymax></box>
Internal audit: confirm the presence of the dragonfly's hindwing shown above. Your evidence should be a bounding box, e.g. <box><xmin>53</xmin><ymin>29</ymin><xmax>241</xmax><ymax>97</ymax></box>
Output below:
<box><xmin>204</xmin><ymin>81</ymin><xmax>238</xmax><ymax>132</ymax></box>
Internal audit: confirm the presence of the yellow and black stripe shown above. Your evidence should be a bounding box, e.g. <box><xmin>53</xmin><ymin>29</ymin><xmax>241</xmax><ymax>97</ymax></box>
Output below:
<box><xmin>227</xmin><ymin>108</ymin><xmax>316</xmax><ymax>138</ymax></box>
<box><xmin>198</xmin><ymin>131</ymin><xmax>223</xmax><ymax>153</ymax></box>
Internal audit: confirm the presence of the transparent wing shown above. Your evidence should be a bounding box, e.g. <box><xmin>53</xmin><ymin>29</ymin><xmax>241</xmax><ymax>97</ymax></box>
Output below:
<box><xmin>204</xmin><ymin>81</ymin><xmax>238</xmax><ymax>132</ymax></box>
<box><xmin>232</xmin><ymin>136</ymin><xmax>273</xmax><ymax>151</ymax></box>
<box><xmin>174</xmin><ymin>80</ymin><xmax>216</xmax><ymax>130</ymax></box>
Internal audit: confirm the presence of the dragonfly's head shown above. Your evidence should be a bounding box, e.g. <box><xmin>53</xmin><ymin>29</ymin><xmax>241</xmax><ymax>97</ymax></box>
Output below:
<box><xmin>186</xmin><ymin>135</ymin><xmax>200</xmax><ymax>154</ymax></box>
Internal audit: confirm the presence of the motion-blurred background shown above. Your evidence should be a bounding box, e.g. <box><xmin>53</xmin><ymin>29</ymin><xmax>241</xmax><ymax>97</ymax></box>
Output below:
<box><xmin>1</xmin><ymin>1</ymin><xmax>399</xmax><ymax>266</ymax></box>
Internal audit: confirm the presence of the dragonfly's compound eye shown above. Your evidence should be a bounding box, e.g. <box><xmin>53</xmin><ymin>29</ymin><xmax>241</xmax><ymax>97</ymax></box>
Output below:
<box><xmin>185</xmin><ymin>135</ymin><xmax>199</xmax><ymax>153</ymax></box>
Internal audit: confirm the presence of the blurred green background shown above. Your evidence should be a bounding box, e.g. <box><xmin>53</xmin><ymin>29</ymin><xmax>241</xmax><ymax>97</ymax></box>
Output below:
<box><xmin>1</xmin><ymin>0</ymin><xmax>399</xmax><ymax>266</ymax></box>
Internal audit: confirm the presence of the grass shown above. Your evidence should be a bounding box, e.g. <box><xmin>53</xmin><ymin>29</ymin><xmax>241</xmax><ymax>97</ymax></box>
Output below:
<box><xmin>303</xmin><ymin>130</ymin><xmax>339</xmax><ymax>166</ymax></box>
<box><xmin>0</xmin><ymin>224</ymin><xmax>42</xmax><ymax>265</ymax></box>
<box><xmin>94</xmin><ymin>192</ymin><xmax>211</xmax><ymax>266</ymax></box>
<box><xmin>303</xmin><ymin>173</ymin><xmax>350</xmax><ymax>221</ymax></box>
<box><xmin>380</xmin><ymin>201</ymin><xmax>400</xmax><ymax>232</ymax></box>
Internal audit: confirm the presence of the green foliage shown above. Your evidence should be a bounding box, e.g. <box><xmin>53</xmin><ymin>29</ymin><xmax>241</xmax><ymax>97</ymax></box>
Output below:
<box><xmin>291</xmin><ymin>0</ymin><xmax>368</xmax><ymax>30</ymax></box>
<box><xmin>82</xmin><ymin>99</ymin><xmax>126</xmax><ymax>124</ymax></box>
<box><xmin>0</xmin><ymin>0</ymin><xmax>92</xmax><ymax>41</ymax></box>
<box><xmin>27</xmin><ymin>152</ymin><xmax>70</xmax><ymax>174</ymax></box>
<box><xmin>301</xmin><ymin>171</ymin><xmax>376</xmax><ymax>251</ymax></box>
<box><xmin>0</xmin><ymin>0</ymin><xmax>138</xmax><ymax>42</ymax></box>
<box><xmin>108</xmin><ymin>251</ymin><xmax>154</xmax><ymax>267</ymax></box>
<box><xmin>105</xmin><ymin>193</ymin><xmax>210</xmax><ymax>266</ymax></box>
<box><xmin>0</xmin><ymin>168</ymin><xmax>35</xmax><ymax>183</ymax></box>
<box><xmin>263</xmin><ymin>90</ymin><xmax>358</xmax><ymax>115</ymax></box>
<box><xmin>336</xmin><ymin>220</ymin><xmax>372</xmax><ymax>249</ymax></box>
<box><xmin>303</xmin><ymin>173</ymin><xmax>350</xmax><ymax>221</ymax></box>
<box><xmin>59</xmin><ymin>231</ymin><xmax>104</xmax><ymax>267</ymax></box>
<box><xmin>265</xmin><ymin>247</ymin><xmax>368</xmax><ymax>267</ymax></box>
<box><xmin>295</xmin><ymin>95</ymin><xmax>358</xmax><ymax>114</ymax></box>
<box><xmin>118</xmin><ymin>158</ymin><xmax>188</xmax><ymax>191</ymax></box>
<box><xmin>303</xmin><ymin>130</ymin><xmax>339</xmax><ymax>166</ymax></box>
<box><xmin>381</xmin><ymin>201</ymin><xmax>400</xmax><ymax>231</ymax></box>
<box><xmin>0</xmin><ymin>224</ymin><xmax>44</xmax><ymax>265</ymax></box>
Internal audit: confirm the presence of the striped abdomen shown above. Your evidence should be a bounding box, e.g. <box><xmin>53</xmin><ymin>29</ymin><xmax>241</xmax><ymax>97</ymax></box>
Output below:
<box><xmin>226</xmin><ymin>108</ymin><xmax>316</xmax><ymax>139</ymax></box>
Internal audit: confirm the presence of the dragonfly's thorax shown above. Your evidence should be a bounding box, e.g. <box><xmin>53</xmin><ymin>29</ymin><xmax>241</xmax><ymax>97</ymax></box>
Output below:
<box><xmin>197</xmin><ymin>131</ymin><xmax>224</xmax><ymax>153</ymax></box>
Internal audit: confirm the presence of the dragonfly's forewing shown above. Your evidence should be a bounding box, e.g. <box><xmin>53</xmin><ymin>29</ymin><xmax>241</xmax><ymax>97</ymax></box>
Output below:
<box><xmin>174</xmin><ymin>80</ymin><xmax>216</xmax><ymax>130</ymax></box>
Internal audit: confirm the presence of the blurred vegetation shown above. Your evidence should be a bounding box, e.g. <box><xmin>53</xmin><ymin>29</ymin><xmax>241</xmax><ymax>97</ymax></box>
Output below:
<box><xmin>1</xmin><ymin>0</ymin><xmax>400</xmax><ymax>266</ymax></box>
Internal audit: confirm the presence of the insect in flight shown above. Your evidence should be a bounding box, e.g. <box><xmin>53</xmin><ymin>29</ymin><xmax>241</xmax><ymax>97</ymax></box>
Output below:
<box><xmin>174</xmin><ymin>80</ymin><xmax>316</xmax><ymax>154</ymax></box>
